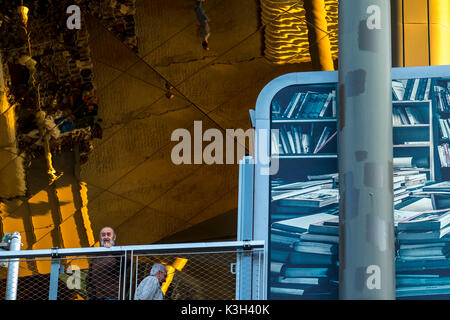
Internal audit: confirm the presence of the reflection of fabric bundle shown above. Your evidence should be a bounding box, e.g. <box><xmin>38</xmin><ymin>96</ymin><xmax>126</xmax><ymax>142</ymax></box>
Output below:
<box><xmin>195</xmin><ymin>0</ymin><xmax>210</xmax><ymax>42</ymax></box>
<box><xmin>17</xmin><ymin>55</ymin><xmax>37</xmax><ymax>76</ymax></box>
<box><xmin>260</xmin><ymin>0</ymin><xmax>338</xmax><ymax>64</ymax></box>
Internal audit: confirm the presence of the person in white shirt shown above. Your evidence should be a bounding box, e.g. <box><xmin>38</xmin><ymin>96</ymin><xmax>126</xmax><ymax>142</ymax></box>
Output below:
<box><xmin>134</xmin><ymin>263</ymin><xmax>168</xmax><ymax>300</ymax></box>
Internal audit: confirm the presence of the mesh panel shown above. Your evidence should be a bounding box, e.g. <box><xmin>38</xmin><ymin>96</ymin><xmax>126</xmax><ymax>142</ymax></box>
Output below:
<box><xmin>0</xmin><ymin>258</ymin><xmax>52</xmax><ymax>300</ymax></box>
<box><xmin>0</xmin><ymin>245</ymin><xmax>264</xmax><ymax>300</ymax></box>
<box><xmin>58</xmin><ymin>255</ymin><xmax>125</xmax><ymax>300</ymax></box>
<box><xmin>132</xmin><ymin>249</ymin><xmax>264</xmax><ymax>300</ymax></box>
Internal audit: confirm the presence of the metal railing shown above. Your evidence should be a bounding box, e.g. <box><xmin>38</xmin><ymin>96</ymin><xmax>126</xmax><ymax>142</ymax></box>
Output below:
<box><xmin>0</xmin><ymin>240</ymin><xmax>265</xmax><ymax>300</ymax></box>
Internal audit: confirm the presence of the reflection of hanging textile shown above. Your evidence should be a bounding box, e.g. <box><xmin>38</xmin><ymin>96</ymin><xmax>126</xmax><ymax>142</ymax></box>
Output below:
<box><xmin>195</xmin><ymin>0</ymin><xmax>210</xmax><ymax>42</ymax></box>
<box><xmin>35</xmin><ymin>111</ymin><xmax>58</xmax><ymax>182</ymax></box>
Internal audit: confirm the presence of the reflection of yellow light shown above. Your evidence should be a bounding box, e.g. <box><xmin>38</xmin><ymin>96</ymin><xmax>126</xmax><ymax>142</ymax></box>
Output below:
<box><xmin>173</xmin><ymin>257</ymin><xmax>188</xmax><ymax>271</ymax></box>
<box><xmin>429</xmin><ymin>0</ymin><xmax>449</xmax><ymax>65</ymax></box>
<box><xmin>18</xmin><ymin>6</ymin><xmax>29</xmax><ymax>25</ymax></box>
<box><xmin>161</xmin><ymin>258</ymin><xmax>188</xmax><ymax>294</ymax></box>
<box><xmin>261</xmin><ymin>0</ymin><xmax>338</xmax><ymax>64</ymax></box>
<box><xmin>79</xmin><ymin>182</ymin><xmax>95</xmax><ymax>246</ymax></box>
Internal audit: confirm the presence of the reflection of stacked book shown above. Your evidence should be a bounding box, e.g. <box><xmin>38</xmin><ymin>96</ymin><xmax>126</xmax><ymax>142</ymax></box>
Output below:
<box><xmin>272</xmin><ymin>125</ymin><xmax>337</xmax><ymax>155</ymax></box>
<box><xmin>278</xmin><ymin>189</ymin><xmax>339</xmax><ymax>208</ymax></box>
<box><xmin>438</xmin><ymin>118</ymin><xmax>450</xmax><ymax>140</ymax></box>
<box><xmin>394</xmin><ymin>157</ymin><xmax>429</xmax><ymax>169</ymax></box>
<box><xmin>307</xmin><ymin>173</ymin><xmax>339</xmax><ymax>183</ymax></box>
<box><xmin>275</xmin><ymin>91</ymin><xmax>336</xmax><ymax>119</ymax></box>
<box><xmin>270</xmin><ymin>214</ymin><xmax>333</xmax><ymax>285</ymax></box>
<box><xmin>437</xmin><ymin>143</ymin><xmax>450</xmax><ymax>168</ymax></box>
<box><xmin>270</xmin><ymin>213</ymin><xmax>339</xmax><ymax>299</ymax></box>
<box><xmin>423</xmin><ymin>181</ymin><xmax>450</xmax><ymax>192</ymax></box>
<box><xmin>395</xmin><ymin>209</ymin><xmax>450</xmax><ymax>299</ymax></box>
<box><xmin>392</xmin><ymin>106</ymin><xmax>424</xmax><ymax>125</ymax></box>
<box><xmin>434</xmin><ymin>86</ymin><xmax>450</xmax><ymax>112</ymax></box>
<box><xmin>393</xmin><ymin>158</ymin><xmax>429</xmax><ymax>205</ymax></box>
<box><xmin>271</xmin><ymin>179</ymin><xmax>338</xmax><ymax>221</ymax></box>
<box><xmin>392</xmin><ymin>78</ymin><xmax>432</xmax><ymax>101</ymax></box>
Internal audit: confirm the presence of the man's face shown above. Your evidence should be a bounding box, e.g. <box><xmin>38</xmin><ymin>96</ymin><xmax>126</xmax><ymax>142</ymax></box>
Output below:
<box><xmin>156</xmin><ymin>270</ymin><xmax>167</xmax><ymax>283</ymax></box>
<box><xmin>100</xmin><ymin>227</ymin><xmax>116</xmax><ymax>248</ymax></box>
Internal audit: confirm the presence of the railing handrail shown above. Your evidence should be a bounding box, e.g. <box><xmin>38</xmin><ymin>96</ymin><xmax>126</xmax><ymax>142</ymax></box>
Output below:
<box><xmin>0</xmin><ymin>240</ymin><xmax>265</xmax><ymax>259</ymax></box>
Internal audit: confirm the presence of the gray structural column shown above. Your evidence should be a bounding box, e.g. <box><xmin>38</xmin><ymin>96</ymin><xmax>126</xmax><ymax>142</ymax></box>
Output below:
<box><xmin>338</xmin><ymin>0</ymin><xmax>396</xmax><ymax>300</ymax></box>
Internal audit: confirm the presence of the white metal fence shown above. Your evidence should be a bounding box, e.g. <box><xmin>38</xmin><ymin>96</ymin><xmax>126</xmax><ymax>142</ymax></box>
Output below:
<box><xmin>0</xmin><ymin>240</ymin><xmax>265</xmax><ymax>300</ymax></box>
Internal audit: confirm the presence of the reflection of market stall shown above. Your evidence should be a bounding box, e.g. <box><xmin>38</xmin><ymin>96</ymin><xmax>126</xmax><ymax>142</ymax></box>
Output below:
<box><xmin>0</xmin><ymin>1</ymin><xmax>140</xmax><ymax>266</ymax></box>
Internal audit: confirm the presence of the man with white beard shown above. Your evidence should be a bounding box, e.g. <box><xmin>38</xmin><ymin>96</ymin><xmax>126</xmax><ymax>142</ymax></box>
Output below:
<box><xmin>86</xmin><ymin>227</ymin><xmax>122</xmax><ymax>300</ymax></box>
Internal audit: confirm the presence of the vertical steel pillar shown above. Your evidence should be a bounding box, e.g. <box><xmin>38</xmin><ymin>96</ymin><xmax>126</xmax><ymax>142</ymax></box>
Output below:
<box><xmin>6</xmin><ymin>232</ymin><xmax>21</xmax><ymax>300</ymax></box>
<box><xmin>236</xmin><ymin>156</ymin><xmax>255</xmax><ymax>300</ymax></box>
<box><xmin>338</xmin><ymin>0</ymin><xmax>396</xmax><ymax>300</ymax></box>
<box><xmin>49</xmin><ymin>249</ymin><xmax>60</xmax><ymax>300</ymax></box>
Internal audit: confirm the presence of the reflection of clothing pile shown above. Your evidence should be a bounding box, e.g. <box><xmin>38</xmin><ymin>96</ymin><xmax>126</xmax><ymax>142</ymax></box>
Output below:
<box><xmin>80</xmin><ymin>0</ymin><xmax>138</xmax><ymax>53</ymax></box>
<box><xmin>0</xmin><ymin>1</ymin><xmax>103</xmax><ymax>165</ymax></box>
<box><xmin>195</xmin><ymin>0</ymin><xmax>211</xmax><ymax>44</ymax></box>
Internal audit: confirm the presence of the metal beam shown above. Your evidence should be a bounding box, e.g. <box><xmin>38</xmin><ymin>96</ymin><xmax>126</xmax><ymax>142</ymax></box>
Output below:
<box><xmin>0</xmin><ymin>240</ymin><xmax>265</xmax><ymax>259</ymax></box>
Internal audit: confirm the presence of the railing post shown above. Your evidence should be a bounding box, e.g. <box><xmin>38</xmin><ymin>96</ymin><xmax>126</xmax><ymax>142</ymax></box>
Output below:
<box><xmin>128</xmin><ymin>250</ymin><xmax>134</xmax><ymax>300</ymax></box>
<box><xmin>236</xmin><ymin>156</ymin><xmax>255</xmax><ymax>300</ymax></box>
<box><xmin>6</xmin><ymin>232</ymin><xmax>21</xmax><ymax>300</ymax></box>
<box><xmin>49</xmin><ymin>248</ymin><xmax>60</xmax><ymax>300</ymax></box>
<box><xmin>122</xmin><ymin>250</ymin><xmax>127</xmax><ymax>300</ymax></box>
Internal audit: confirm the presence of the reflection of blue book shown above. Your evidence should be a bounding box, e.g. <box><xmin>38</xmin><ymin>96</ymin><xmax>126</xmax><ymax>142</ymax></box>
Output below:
<box><xmin>398</xmin><ymin>246</ymin><xmax>449</xmax><ymax>257</ymax></box>
<box><xmin>403</xmin><ymin>79</ymin><xmax>415</xmax><ymax>100</ymax></box>
<box><xmin>396</xmin><ymin>256</ymin><xmax>450</xmax><ymax>272</ymax></box>
<box><xmin>293</xmin><ymin>241</ymin><xmax>338</xmax><ymax>255</ymax></box>
<box><xmin>397</xmin><ymin>210</ymin><xmax>450</xmax><ymax>231</ymax></box>
<box><xmin>272</xmin><ymin>248</ymin><xmax>291</xmax><ymax>262</ymax></box>
<box><xmin>396</xmin><ymin>284</ymin><xmax>450</xmax><ymax>297</ymax></box>
<box><xmin>289</xmin><ymin>251</ymin><xmax>337</xmax><ymax>265</ymax></box>
<box><xmin>279</xmin><ymin>126</ymin><xmax>291</xmax><ymax>154</ymax></box>
<box><xmin>396</xmin><ymin>276</ymin><xmax>450</xmax><ymax>287</ymax></box>
<box><xmin>392</xmin><ymin>80</ymin><xmax>405</xmax><ymax>100</ymax></box>
<box><xmin>423</xmin><ymin>181</ymin><xmax>450</xmax><ymax>192</ymax></box>
<box><xmin>271</xmin><ymin>232</ymin><xmax>302</xmax><ymax>247</ymax></box>
<box><xmin>308</xmin><ymin>218</ymin><xmax>339</xmax><ymax>236</ymax></box>
<box><xmin>310</xmin><ymin>94</ymin><xmax>327</xmax><ymax>118</ymax></box>
<box><xmin>272</xmin><ymin>101</ymin><xmax>282</xmax><ymax>119</ymax></box>
<box><xmin>272</xmin><ymin>213</ymin><xmax>336</xmax><ymax>233</ymax></box>
<box><xmin>283</xmin><ymin>93</ymin><xmax>304</xmax><ymax>118</ymax></box>
<box><xmin>282</xmin><ymin>265</ymin><xmax>337</xmax><ymax>278</ymax></box>
<box><xmin>318</xmin><ymin>93</ymin><xmax>333</xmax><ymax>117</ymax></box>
<box><xmin>397</xmin><ymin>224</ymin><xmax>450</xmax><ymax>241</ymax></box>
<box><xmin>291</xmin><ymin>126</ymin><xmax>302</xmax><ymax>154</ymax></box>
<box><xmin>295</xmin><ymin>92</ymin><xmax>315</xmax><ymax>118</ymax></box>
<box><xmin>288</xmin><ymin>93</ymin><xmax>306</xmax><ymax>118</ymax></box>
<box><xmin>277</xmin><ymin>276</ymin><xmax>328</xmax><ymax>286</ymax></box>
<box><xmin>271</xmin><ymin>261</ymin><xmax>284</xmax><ymax>275</ymax></box>
<box><xmin>270</xmin><ymin>287</ymin><xmax>305</xmax><ymax>297</ymax></box>
<box><xmin>300</xmin><ymin>233</ymin><xmax>339</xmax><ymax>244</ymax></box>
